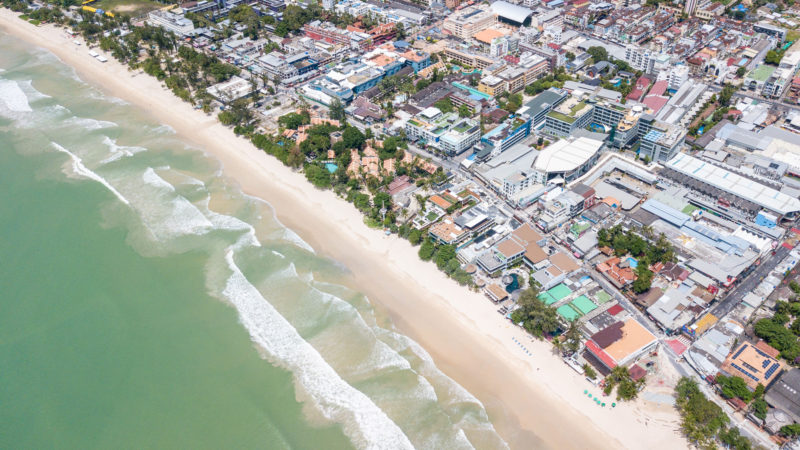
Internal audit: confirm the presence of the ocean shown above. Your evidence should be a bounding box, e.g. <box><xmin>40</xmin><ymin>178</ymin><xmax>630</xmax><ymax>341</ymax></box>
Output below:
<box><xmin>0</xmin><ymin>32</ymin><xmax>508</xmax><ymax>449</ymax></box>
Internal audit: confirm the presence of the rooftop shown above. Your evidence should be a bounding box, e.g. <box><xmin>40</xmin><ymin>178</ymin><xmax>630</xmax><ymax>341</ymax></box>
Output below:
<box><xmin>534</xmin><ymin>137</ymin><xmax>604</xmax><ymax>174</ymax></box>
<box><xmin>721</xmin><ymin>341</ymin><xmax>783</xmax><ymax>389</ymax></box>
<box><xmin>666</xmin><ymin>153</ymin><xmax>800</xmax><ymax>216</ymax></box>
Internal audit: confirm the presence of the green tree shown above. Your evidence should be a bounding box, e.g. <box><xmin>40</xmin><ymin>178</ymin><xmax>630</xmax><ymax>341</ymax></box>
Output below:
<box><xmin>564</xmin><ymin>320</ymin><xmax>582</xmax><ymax>354</ymax></box>
<box><xmin>458</xmin><ymin>105</ymin><xmax>471</xmax><ymax>118</ymax></box>
<box><xmin>304</xmin><ymin>164</ymin><xmax>332</xmax><ymax>188</ymax></box>
<box><xmin>586</xmin><ymin>46</ymin><xmax>608</xmax><ymax>62</ymax></box>
<box><xmin>342</xmin><ymin>127</ymin><xmax>365</xmax><ymax>150</ymax></box>
<box><xmin>510</xmin><ymin>286</ymin><xmax>560</xmax><ymax>338</ymax></box>
<box><xmin>716</xmin><ymin>375</ymin><xmax>753</xmax><ymax>402</ymax></box>
<box><xmin>736</xmin><ymin>66</ymin><xmax>746</xmax><ymax>77</ymax></box>
<box><xmin>781</xmin><ymin>424</ymin><xmax>800</xmax><ymax>437</ymax></box>
<box><xmin>329</xmin><ymin>98</ymin><xmax>346</xmax><ymax>123</ymax></box>
<box><xmin>674</xmin><ymin>377</ymin><xmax>730</xmax><ymax>448</ymax></box>
<box><xmin>408</xmin><ymin>228</ymin><xmax>422</xmax><ymax>245</ymax></box>
<box><xmin>434</xmin><ymin>244</ymin><xmax>456</xmax><ymax>270</ymax></box>
<box><xmin>583</xmin><ymin>363</ymin><xmax>597</xmax><ymax>380</ymax></box>
<box><xmin>434</xmin><ymin>97</ymin><xmax>454</xmax><ymax>113</ymax></box>
<box><xmin>419</xmin><ymin>239</ymin><xmax>435</xmax><ymax>261</ymax></box>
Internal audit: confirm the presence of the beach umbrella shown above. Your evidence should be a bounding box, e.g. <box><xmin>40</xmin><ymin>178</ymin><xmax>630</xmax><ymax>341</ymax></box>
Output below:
<box><xmin>584</xmin><ymin>390</ymin><xmax>588</xmax><ymax>394</ymax></box>
<box><xmin>601</xmin><ymin>403</ymin><xmax>605</xmax><ymax>407</ymax></box>
<box><xmin>588</xmin><ymin>394</ymin><xmax>592</xmax><ymax>398</ymax></box>
<box><xmin>612</xmin><ymin>403</ymin><xmax>616</xmax><ymax>408</ymax></box>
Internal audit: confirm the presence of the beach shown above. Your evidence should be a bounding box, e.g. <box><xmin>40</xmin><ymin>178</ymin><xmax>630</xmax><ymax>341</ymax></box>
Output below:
<box><xmin>0</xmin><ymin>10</ymin><xmax>687</xmax><ymax>449</ymax></box>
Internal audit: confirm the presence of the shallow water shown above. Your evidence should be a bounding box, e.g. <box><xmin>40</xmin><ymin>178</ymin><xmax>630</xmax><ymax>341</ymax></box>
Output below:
<box><xmin>0</xmin><ymin>32</ymin><xmax>507</xmax><ymax>449</ymax></box>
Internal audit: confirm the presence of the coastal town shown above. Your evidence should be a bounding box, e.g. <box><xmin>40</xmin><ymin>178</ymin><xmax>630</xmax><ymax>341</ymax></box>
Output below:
<box><xmin>4</xmin><ymin>0</ymin><xmax>800</xmax><ymax>446</ymax></box>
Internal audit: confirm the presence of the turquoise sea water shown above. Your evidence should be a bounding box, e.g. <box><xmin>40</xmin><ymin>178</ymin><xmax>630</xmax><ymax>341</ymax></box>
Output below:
<box><xmin>0</xmin><ymin>33</ymin><xmax>506</xmax><ymax>449</ymax></box>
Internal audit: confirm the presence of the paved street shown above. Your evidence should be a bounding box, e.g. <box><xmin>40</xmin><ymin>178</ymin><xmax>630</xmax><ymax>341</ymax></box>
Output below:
<box><xmin>709</xmin><ymin>244</ymin><xmax>792</xmax><ymax>318</ymax></box>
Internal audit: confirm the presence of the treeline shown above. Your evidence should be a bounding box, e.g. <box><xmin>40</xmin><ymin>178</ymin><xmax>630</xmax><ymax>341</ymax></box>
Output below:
<box><xmin>675</xmin><ymin>377</ymin><xmax>752</xmax><ymax>450</ymax></box>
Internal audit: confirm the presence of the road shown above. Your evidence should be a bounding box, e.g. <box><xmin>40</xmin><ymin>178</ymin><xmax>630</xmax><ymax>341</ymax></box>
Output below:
<box><xmin>708</xmin><ymin>244</ymin><xmax>792</xmax><ymax>318</ymax></box>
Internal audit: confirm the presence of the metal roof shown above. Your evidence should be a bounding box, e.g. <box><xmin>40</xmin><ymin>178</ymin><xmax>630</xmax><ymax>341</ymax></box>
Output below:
<box><xmin>490</xmin><ymin>1</ymin><xmax>533</xmax><ymax>23</ymax></box>
<box><xmin>666</xmin><ymin>153</ymin><xmax>800</xmax><ymax>216</ymax></box>
<box><xmin>534</xmin><ymin>137</ymin><xmax>603</xmax><ymax>174</ymax></box>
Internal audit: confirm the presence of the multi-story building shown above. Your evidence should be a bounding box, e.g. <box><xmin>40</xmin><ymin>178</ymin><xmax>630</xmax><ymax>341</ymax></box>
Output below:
<box><xmin>442</xmin><ymin>5</ymin><xmax>497</xmax><ymax>39</ymax></box>
<box><xmin>444</xmin><ymin>46</ymin><xmax>495</xmax><ymax>69</ymax></box>
<box><xmin>146</xmin><ymin>9</ymin><xmax>195</xmax><ymax>37</ymax></box>
<box><xmin>439</xmin><ymin>120</ymin><xmax>482</xmax><ymax>155</ymax></box>
<box><xmin>478</xmin><ymin>75</ymin><xmax>507</xmax><ymax>97</ymax></box>
<box><xmin>637</xmin><ymin>117</ymin><xmax>685</xmax><ymax>162</ymax></box>
<box><xmin>592</xmin><ymin>101</ymin><xmax>628</xmax><ymax>130</ymax></box>
<box><xmin>666</xmin><ymin>65</ymin><xmax>689</xmax><ymax>90</ymax></box>
<box><xmin>624</xmin><ymin>45</ymin><xmax>659</xmax><ymax>73</ymax></box>
<box><xmin>405</xmin><ymin>107</ymin><xmax>462</xmax><ymax>146</ymax></box>
<box><xmin>521</xmin><ymin>87</ymin><xmax>567</xmax><ymax>128</ymax></box>
<box><xmin>543</xmin><ymin>96</ymin><xmax>594</xmax><ymax>137</ymax></box>
<box><xmin>481</xmin><ymin>114</ymin><xmax>533</xmax><ymax>154</ymax></box>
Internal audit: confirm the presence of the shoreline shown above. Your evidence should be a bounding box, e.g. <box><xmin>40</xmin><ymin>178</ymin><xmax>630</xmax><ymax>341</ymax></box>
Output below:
<box><xmin>0</xmin><ymin>11</ymin><xmax>686</xmax><ymax>449</ymax></box>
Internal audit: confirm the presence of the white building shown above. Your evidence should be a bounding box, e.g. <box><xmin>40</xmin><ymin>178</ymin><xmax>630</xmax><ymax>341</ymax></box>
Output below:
<box><xmin>666</xmin><ymin>65</ymin><xmax>689</xmax><ymax>90</ymax></box>
<box><xmin>439</xmin><ymin>120</ymin><xmax>481</xmax><ymax>155</ymax></box>
<box><xmin>624</xmin><ymin>45</ymin><xmax>659</xmax><ymax>73</ymax></box>
<box><xmin>207</xmin><ymin>76</ymin><xmax>252</xmax><ymax>103</ymax></box>
<box><xmin>531</xmin><ymin>137</ymin><xmax>604</xmax><ymax>184</ymax></box>
<box><xmin>146</xmin><ymin>9</ymin><xmax>195</xmax><ymax>37</ymax></box>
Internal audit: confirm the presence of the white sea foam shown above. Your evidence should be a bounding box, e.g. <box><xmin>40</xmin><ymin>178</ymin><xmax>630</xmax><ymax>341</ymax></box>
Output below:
<box><xmin>66</xmin><ymin>116</ymin><xmax>117</xmax><ymax>131</ymax></box>
<box><xmin>221</xmin><ymin>249</ymin><xmax>414</xmax><ymax>450</ymax></box>
<box><xmin>98</xmin><ymin>136</ymin><xmax>144</xmax><ymax>164</ymax></box>
<box><xmin>50</xmin><ymin>142</ymin><xmax>130</xmax><ymax>206</ymax></box>
<box><xmin>19</xmin><ymin>80</ymin><xmax>51</xmax><ymax>100</ymax></box>
<box><xmin>150</xmin><ymin>124</ymin><xmax>176</xmax><ymax>135</ymax></box>
<box><xmin>137</xmin><ymin>168</ymin><xmax>214</xmax><ymax>239</ymax></box>
<box><xmin>283</xmin><ymin>228</ymin><xmax>315</xmax><ymax>254</ymax></box>
<box><xmin>271</xmin><ymin>250</ymin><xmax>286</xmax><ymax>259</ymax></box>
<box><xmin>201</xmin><ymin>197</ymin><xmax>261</xmax><ymax>248</ymax></box>
<box><xmin>0</xmin><ymin>80</ymin><xmax>32</xmax><ymax>112</ymax></box>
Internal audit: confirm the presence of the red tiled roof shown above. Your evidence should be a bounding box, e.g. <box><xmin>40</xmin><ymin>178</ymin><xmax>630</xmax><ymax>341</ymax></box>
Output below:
<box><xmin>629</xmin><ymin>364</ymin><xmax>647</xmax><ymax>381</ymax></box>
<box><xmin>607</xmin><ymin>304</ymin><xmax>624</xmax><ymax>316</ymax></box>
<box><xmin>649</xmin><ymin>80</ymin><xmax>668</xmax><ymax>96</ymax></box>
<box><xmin>586</xmin><ymin>340</ymin><xmax>617</xmax><ymax>369</ymax></box>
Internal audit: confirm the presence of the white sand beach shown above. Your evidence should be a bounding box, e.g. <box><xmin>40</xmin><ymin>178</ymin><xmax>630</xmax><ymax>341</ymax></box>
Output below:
<box><xmin>0</xmin><ymin>10</ymin><xmax>687</xmax><ymax>449</ymax></box>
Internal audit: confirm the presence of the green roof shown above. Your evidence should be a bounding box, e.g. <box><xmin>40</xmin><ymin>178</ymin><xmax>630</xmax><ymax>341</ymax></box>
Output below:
<box><xmin>748</xmin><ymin>64</ymin><xmax>776</xmax><ymax>82</ymax></box>
<box><xmin>557</xmin><ymin>304</ymin><xmax>581</xmax><ymax>321</ymax></box>
<box><xmin>571</xmin><ymin>295</ymin><xmax>598</xmax><ymax>315</ymax></box>
<box><xmin>547</xmin><ymin>283</ymin><xmax>573</xmax><ymax>302</ymax></box>
<box><xmin>539</xmin><ymin>292</ymin><xmax>558</xmax><ymax>305</ymax></box>
<box><xmin>547</xmin><ymin>110</ymin><xmax>577</xmax><ymax>124</ymax></box>
<box><xmin>681</xmin><ymin>204</ymin><xmax>699</xmax><ymax>214</ymax></box>
<box><xmin>594</xmin><ymin>290</ymin><xmax>612</xmax><ymax>304</ymax></box>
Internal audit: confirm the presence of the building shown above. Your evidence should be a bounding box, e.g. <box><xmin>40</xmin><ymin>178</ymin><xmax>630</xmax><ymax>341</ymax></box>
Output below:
<box><xmin>532</xmin><ymin>137</ymin><xmax>604</xmax><ymax>184</ymax></box>
<box><xmin>480</xmin><ymin>114</ymin><xmax>533</xmax><ymax>154</ymax></box>
<box><xmin>663</xmin><ymin>153</ymin><xmax>800</xmax><ymax>221</ymax></box>
<box><xmin>637</xmin><ymin>119</ymin><xmax>685</xmax><ymax>162</ymax></box>
<box><xmin>537</xmin><ymin>183</ymin><xmax>596</xmax><ymax>231</ymax></box>
<box><xmin>721</xmin><ymin>341</ymin><xmax>783</xmax><ymax>390</ymax></box>
<box><xmin>146</xmin><ymin>9</ymin><xmax>195</xmax><ymax>37</ymax></box>
<box><xmin>206</xmin><ymin>76</ymin><xmax>252</xmax><ymax>103</ymax></box>
<box><xmin>444</xmin><ymin>46</ymin><xmax>496</xmax><ymax>70</ymax></box>
<box><xmin>443</xmin><ymin>5</ymin><xmax>497</xmax><ymax>39</ymax></box>
<box><xmin>405</xmin><ymin>107</ymin><xmax>462</xmax><ymax>147</ymax></box>
<box><xmin>624</xmin><ymin>45</ymin><xmax>659</xmax><ymax>73</ymax></box>
<box><xmin>543</xmin><ymin>96</ymin><xmax>594</xmax><ymax>137</ymax></box>
<box><xmin>585</xmin><ymin>318</ymin><xmax>658</xmax><ymax>372</ymax></box>
<box><xmin>439</xmin><ymin>120</ymin><xmax>481</xmax><ymax>155</ymax></box>
<box><xmin>765</xmin><ymin>369</ymin><xmax>800</xmax><ymax>423</ymax></box>
<box><xmin>521</xmin><ymin>87</ymin><xmax>568</xmax><ymax>128</ymax></box>
<box><xmin>476</xmin><ymin>223</ymin><xmax>546</xmax><ymax>273</ymax></box>
<box><xmin>491</xmin><ymin>1</ymin><xmax>534</xmax><ymax>27</ymax></box>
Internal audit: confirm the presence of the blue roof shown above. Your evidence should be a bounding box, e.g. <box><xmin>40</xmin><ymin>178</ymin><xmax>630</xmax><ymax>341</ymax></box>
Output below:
<box><xmin>394</xmin><ymin>40</ymin><xmax>409</xmax><ymax>48</ymax></box>
<box><xmin>643</xmin><ymin>130</ymin><xmax>664</xmax><ymax>142</ymax></box>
